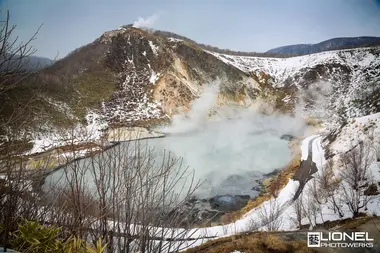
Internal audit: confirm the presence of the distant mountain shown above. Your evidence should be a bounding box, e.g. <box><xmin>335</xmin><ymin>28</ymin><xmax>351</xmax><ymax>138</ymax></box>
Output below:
<box><xmin>0</xmin><ymin>54</ymin><xmax>53</xmax><ymax>72</ymax></box>
<box><xmin>266</xmin><ymin>36</ymin><xmax>380</xmax><ymax>55</ymax></box>
<box><xmin>26</xmin><ymin>55</ymin><xmax>54</xmax><ymax>71</ymax></box>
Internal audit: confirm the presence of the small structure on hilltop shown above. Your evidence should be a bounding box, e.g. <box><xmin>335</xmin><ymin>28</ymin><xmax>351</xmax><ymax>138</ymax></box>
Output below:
<box><xmin>120</xmin><ymin>24</ymin><xmax>133</xmax><ymax>29</ymax></box>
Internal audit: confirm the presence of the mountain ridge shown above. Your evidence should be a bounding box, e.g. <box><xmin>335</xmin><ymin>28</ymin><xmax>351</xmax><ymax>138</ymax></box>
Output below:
<box><xmin>266</xmin><ymin>36</ymin><xmax>380</xmax><ymax>55</ymax></box>
<box><xmin>0</xmin><ymin>54</ymin><xmax>54</xmax><ymax>72</ymax></box>
<box><xmin>145</xmin><ymin>29</ymin><xmax>380</xmax><ymax>57</ymax></box>
<box><xmin>1</xmin><ymin>26</ymin><xmax>379</xmax><ymax>152</ymax></box>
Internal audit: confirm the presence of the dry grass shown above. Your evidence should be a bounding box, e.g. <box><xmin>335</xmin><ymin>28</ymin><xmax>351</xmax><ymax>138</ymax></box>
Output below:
<box><xmin>307</xmin><ymin>214</ymin><xmax>374</xmax><ymax>230</ymax></box>
<box><xmin>183</xmin><ymin>233</ymin><xmax>316</xmax><ymax>253</ymax></box>
<box><xmin>56</xmin><ymin>142</ymin><xmax>100</xmax><ymax>152</ymax></box>
<box><xmin>264</xmin><ymin>234</ymin><xmax>287</xmax><ymax>251</ymax></box>
<box><xmin>305</xmin><ymin>117</ymin><xmax>323</xmax><ymax>127</ymax></box>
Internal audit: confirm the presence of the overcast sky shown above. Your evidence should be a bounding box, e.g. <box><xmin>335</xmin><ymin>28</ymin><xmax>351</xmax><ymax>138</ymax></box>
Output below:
<box><xmin>1</xmin><ymin>0</ymin><xmax>380</xmax><ymax>59</ymax></box>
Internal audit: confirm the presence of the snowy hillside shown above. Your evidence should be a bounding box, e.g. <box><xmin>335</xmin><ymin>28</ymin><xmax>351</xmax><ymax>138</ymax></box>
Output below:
<box><xmin>207</xmin><ymin>47</ymin><xmax>380</xmax><ymax>120</ymax></box>
<box><xmin>207</xmin><ymin>46</ymin><xmax>380</xmax><ymax>88</ymax></box>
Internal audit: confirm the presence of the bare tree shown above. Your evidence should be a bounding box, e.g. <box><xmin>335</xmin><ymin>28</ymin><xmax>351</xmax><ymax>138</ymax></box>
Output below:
<box><xmin>0</xmin><ymin>142</ymin><xmax>52</xmax><ymax>250</ymax></box>
<box><xmin>316</xmin><ymin>160</ymin><xmax>344</xmax><ymax>218</ymax></box>
<box><xmin>0</xmin><ymin>11</ymin><xmax>52</xmax><ymax>241</ymax></box>
<box><xmin>1</xmin><ymin>122</ymin><xmax>206</xmax><ymax>252</ymax></box>
<box><xmin>0</xmin><ymin>10</ymin><xmax>58</xmax><ymax>143</ymax></box>
<box><xmin>301</xmin><ymin>185</ymin><xmax>319</xmax><ymax>229</ymax></box>
<box><xmin>340</xmin><ymin>141</ymin><xmax>375</xmax><ymax>218</ymax></box>
<box><xmin>372</xmin><ymin>142</ymin><xmax>380</xmax><ymax>169</ymax></box>
<box><xmin>308</xmin><ymin>177</ymin><xmax>326</xmax><ymax>224</ymax></box>
<box><xmin>246</xmin><ymin>217</ymin><xmax>260</xmax><ymax>232</ymax></box>
<box><xmin>0</xmin><ymin>10</ymin><xmax>42</xmax><ymax>94</ymax></box>
<box><xmin>257</xmin><ymin>197</ymin><xmax>283</xmax><ymax>231</ymax></box>
<box><xmin>42</xmin><ymin>136</ymin><xmax>203</xmax><ymax>253</ymax></box>
<box><xmin>291</xmin><ymin>192</ymin><xmax>304</xmax><ymax>229</ymax></box>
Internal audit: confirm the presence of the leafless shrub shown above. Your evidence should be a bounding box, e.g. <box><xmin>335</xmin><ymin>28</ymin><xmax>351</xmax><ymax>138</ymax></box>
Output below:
<box><xmin>0</xmin><ymin>143</ymin><xmax>51</xmax><ymax>249</ymax></box>
<box><xmin>291</xmin><ymin>192</ymin><xmax>304</xmax><ymax>229</ymax></box>
<box><xmin>221</xmin><ymin>224</ymin><xmax>229</xmax><ymax>235</ymax></box>
<box><xmin>246</xmin><ymin>217</ymin><xmax>260</xmax><ymax>232</ymax></box>
<box><xmin>1</xmin><ymin>122</ymin><xmax>205</xmax><ymax>253</ymax></box>
<box><xmin>0</xmin><ymin>45</ymin><xmax>54</xmax><ymax>248</ymax></box>
<box><xmin>340</xmin><ymin>141</ymin><xmax>375</xmax><ymax>218</ymax></box>
<box><xmin>0</xmin><ymin>10</ymin><xmax>42</xmax><ymax>94</ymax></box>
<box><xmin>372</xmin><ymin>142</ymin><xmax>380</xmax><ymax>164</ymax></box>
<box><xmin>42</xmin><ymin>138</ymin><xmax>203</xmax><ymax>252</ymax></box>
<box><xmin>0</xmin><ymin>10</ymin><xmax>44</xmax><ymax>138</ymax></box>
<box><xmin>301</xmin><ymin>186</ymin><xmax>319</xmax><ymax>229</ymax></box>
<box><xmin>257</xmin><ymin>197</ymin><xmax>283</xmax><ymax>231</ymax></box>
<box><xmin>317</xmin><ymin>160</ymin><xmax>344</xmax><ymax>218</ymax></box>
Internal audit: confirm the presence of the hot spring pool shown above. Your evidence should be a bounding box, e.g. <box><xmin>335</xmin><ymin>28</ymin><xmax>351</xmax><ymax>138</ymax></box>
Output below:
<box><xmin>45</xmin><ymin>116</ymin><xmax>295</xmax><ymax>199</ymax></box>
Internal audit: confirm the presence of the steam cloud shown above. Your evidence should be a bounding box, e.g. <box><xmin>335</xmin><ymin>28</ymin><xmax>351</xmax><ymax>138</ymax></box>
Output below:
<box><xmin>148</xmin><ymin>81</ymin><xmax>308</xmax><ymax>198</ymax></box>
<box><xmin>133</xmin><ymin>14</ymin><xmax>159</xmax><ymax>28</ymax></box>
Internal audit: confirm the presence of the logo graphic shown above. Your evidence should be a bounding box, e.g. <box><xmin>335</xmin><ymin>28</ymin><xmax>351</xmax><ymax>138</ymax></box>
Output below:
<box><xmin>307</xmin><ymin>232</ymin><xmax>321</xmax><ymax>247</ymax></box>
<box><xmin>307</xmin><ymin>232</ymin><xmax>374</xmax><ymax>248</ymax></box>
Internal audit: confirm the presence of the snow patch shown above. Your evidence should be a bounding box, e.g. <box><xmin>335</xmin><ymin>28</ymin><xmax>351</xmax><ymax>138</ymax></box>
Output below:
<box><xmin>149</xmin><ymin>40</ymin><xmax>159</xmax><ymax>55</ymax></box>
<box><xmin>168</xmin><ymin>37</ymin><xmax>183</xmax><ymax>42</ymax></box>
<box><xmin>281</xmin><ymin>95</ymin><xmax>291</xmax><ymax>103</ymax></box>
<box><xmin>149</xmin><ymin>71</ymin><xmax>160</xmax><ymax>84</ymax></box>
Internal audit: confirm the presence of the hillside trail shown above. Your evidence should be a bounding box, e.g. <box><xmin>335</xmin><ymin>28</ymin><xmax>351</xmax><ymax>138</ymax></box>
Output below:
<box><xmin>292</xmin><ymin>136</ymin><xmax>319</xmax><ymax>200</ymax></box>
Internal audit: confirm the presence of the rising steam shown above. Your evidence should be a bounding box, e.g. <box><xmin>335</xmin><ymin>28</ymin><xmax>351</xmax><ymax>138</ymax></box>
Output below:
<box><xmin>133</xmin><ymin>14</ymin><xmax>160</xmax><ymax>28</ymax></box>
<box><xmin>149</xmin><ymin>81</ymin><xmax>308</xmax><ymax>198</ymax></box>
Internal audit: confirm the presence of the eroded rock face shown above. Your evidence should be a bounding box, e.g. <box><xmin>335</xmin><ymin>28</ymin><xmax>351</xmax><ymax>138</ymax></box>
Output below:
<box><xmin>98</xmin><ymin>27</ymin><xmax>258</xmax><ymax>127</ymax></box>
<box><xmin>163</xmin><ymin>194</ymin><xmax>251</xmax><ymax>226</ymax></box>
<box><xmin>209</xmin><ymin>195</ymin><xmax>250</xmax><ymax>212</ymax></box>
<box><xmin>280</xmin><ymin>134</ymin><xmax>296</xmax><ymax>141</ymax></box>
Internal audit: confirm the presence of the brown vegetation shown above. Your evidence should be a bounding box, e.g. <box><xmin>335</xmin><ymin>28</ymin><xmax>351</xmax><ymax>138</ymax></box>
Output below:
<box><xmin>304</xmin><ymin>215</ymin><xmax>375</xmax><ymax>230</ymax></box>
<box><xmin>183</xmin><ymin>232</ymin><xmax>316</xmax><ymax>253</ymax></box>
<box><xmin>305</xmin><ymin>117</ymin><xmax>324</xmax><ymax>128</ymax></box>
